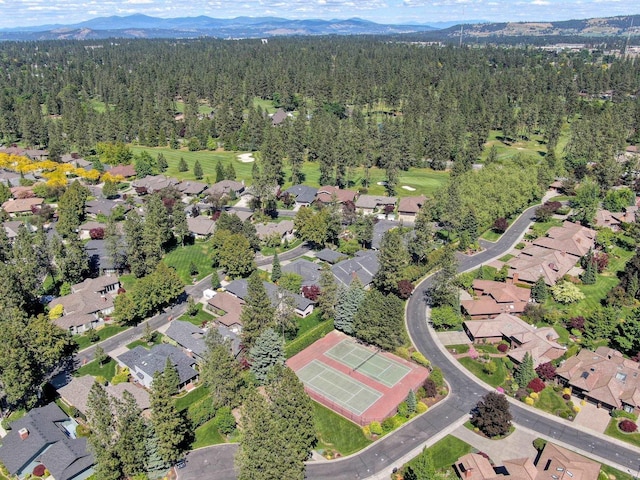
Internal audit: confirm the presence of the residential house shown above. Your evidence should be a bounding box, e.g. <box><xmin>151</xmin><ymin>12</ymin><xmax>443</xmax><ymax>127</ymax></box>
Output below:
<box><xmin>507</xmin><ymin>247</ymin><xmax>579</xmax><ymax>286</ymax></box>
<box><xmin>187</xmin><ymin>216</ymin><xmax>216</xmax><ymax>238</ymax></box>
<box><xmin>556</xmin><ymin>347</ymin><xmax>640</xmax><ymax>412</ymax></box>
<box><xmin>355</xmin><ymin>194</ymin><xmax>397</xmax><ymax>215</ymax></box>
<box><xmin>453</xmin><ymin>442</ymin><xmax>599</xmax><ymax>480</ymax></box>
<box><xmin>315</xmin><ymin>186</ymin><xmax>357</xmax><ymax>205</ymax></box>
<box><xmin>0</xmin><ymin>403</ymin><xmax>94</xmax><ymax>480</ymax></box>
<box><xmin>58</xmin><ymin>375</ymin><xmax>151</xmax><ymax>417</ymax></box>
<box><xmin>49</xmin><ymin>275</ymin><xmax>120</xmax><ymax>335</ymax></box>
<box><xmin>225</xmin><ymin>208</ymin><xmax>253</xmax><ymax>222</ymax></box>
<box><xmin>255</xmin><ymin>220</ymin><xmax>295</xmax><ymax>243</ymax></box>
<box><xmin>397</xmin><ymin>195</ymin><xmax>426</xmax><ymax>223</ymax></box>
<box><xmin>331</xmin><ymin>250</ymin><xmax>380</xmax><ymax>287</ymax></box>
<box><xmin>595</xmin><ymin>207</ymin><xmax>637</xmax><ymax>232</ymax></box>
<box><xmin>283</xmin><ymin>185</ymin><xmax>318</xmax><ymax>208</ymax></box>
<box><xmin>532</xmin><ymin>221</ymin><xmax>596</xmax><ymax>258</ymax></box>
<box><xmin>461</xmin><ymin>279</ymin><xmax>531</xmax><ymax>319</ymax></box>
<box><xmin>372</xmin><ymin>219</ymin><xmax>398</xmax><ymax>250</ymax></box>
<box><xmin>24</xmin><ymin>149</ymin><xmax>49</xmax><ymax>160</ymax></box>
<box><xmin>85</xmin><ymin>198</ymin><xmax>130</xmax><ymax>217</ymax></box>
<box><xmin>107</xmin><ymin>164</ymin><xmax>137</xmax><ymax>178</ymax></box>
<box><xmin>463</xmin><ymin>313</ymin><xmax>565</xmax><ymax>367</ymax></box>
<box><xmin>2</xmin><ymin>197</ymin><xmax>43</xmax><ymax>216</ymax></box>
<box><xmin>78</xmin><ymin>221</ymin><xmax>106</xmax><ymax>240</ymax></box>
<box><xmin>165</xmin><ymin>320</ymin><xmax>207</xmax><ymax>361</ymax></box>
<box><xmin>282</xmin><ymin>258</ymin><xmax>322</xmax><ymax>287</ymax></box>
<box><xmin>205</xmin><ymin>180</ymin><xmax>245</xmax><ymax>198</ymax></box>
<box><xmin>206</xmin><ymin>291</ymin><xmax>244</xmax><ymax>333</ymax></box>
<box><xmin>315</xmin><ymin>248</ymin><xmax>347</xmax><ymax>264</ymax></box>
<box><xmin>132</xmin><ymin>175</ymin><xmax>180</xmax><ymax>194</ymax></box>
<box><xmin>0</xmin><ymin>169</ymin><xmax>37</xmax><ymax>186</ymax></box>
<box><xmin>117</xmin><ymin>344</ymin><xmax>199</xmax><ymax>390</ymax></box>
<box><xmin>177</xmin><ymin>180</ymin><xmax>208</xmax><ymax>197</ymax></box>
<box><xmin>85</xmin><ymin>238</ymin><xmax>127</xmax><ymax>275</ymax></box>
<box><xmin>225</xmin><ymin>279</ymin><xmax>315</xmax><ymax>317</ymax></box>
<box><xmin>10</xmin><ymin>185</ymin><xmax>35</xmax><ymax>199</ymax></box>
<box><xmin>3</xmin><ymin>220</ymin><xmax>30</xmax><ymax>242</ymax></box>
<box><xmin>270</xmin><ymin>108</ymin><xmax>289</xmax><ymax>126</ymax></box>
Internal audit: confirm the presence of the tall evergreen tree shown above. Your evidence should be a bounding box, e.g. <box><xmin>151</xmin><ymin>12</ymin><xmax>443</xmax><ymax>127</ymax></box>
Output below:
<box><xmin>513</xmin><ymin>352</ymin><xmax>536</xmax><ymax>388</ymax></box>
<box><xmin>271</xmin><ymin>251</ymin><xmax>282</xmax><ymax>282</ymax></box>
<box><xmin>86</xmin><ymin>382</ymin><xmax>121</xmax><ymax>480</ymax></box>
<box><xmin>249</xmin><ymin>327</ymin><xmax>285</xmax><ymax>384</ymax></box>
<box><xmin>428</xmin><ymin>247</ymin><xmax>459</xmax><ymax>309</ymax></box>
<box><xmin>178</xmin><ymin>157</ymin><xmax>188</xmax><ymax>172</ymax></box>
<box><xmin>531</xmin><ymin>276</ymin><xmax>548</xmax><ymax>303</ymax></box>
<box><xmin>172</xmin><ymin>205</ymin><xmax>189</xmax><ymax>246</ymax></box>
<box><xmin>334</xmin><ymin>277</ymin><xmax>365</xmax><ymax>334</ymax></box>
<box><xmin>240</xmin><ymin>271</ymin><xmax>275</xmax><ymax>349</ymax></box>
<box><xmin>202</xmin><ymin>329</ymin><xmax>243</xmax><ymax>409</ymax></box>
<box><xmin>317</xmin><ymin>264</ymin><xmax>338</xmax><ymax>321</ymax></box>
<box><xmin>373</xmin><ymin>228</ymin><xmax>409</xmax><ymax>295</ymax></box>
<box><xmin>193</xmin><ymin>159</ymin><xmax>203</xmax><ymax>180</ymax></box>
<box><xmin>150</xmin><ymin>367</ymin><xmax>187</xmax><ymax>465</ymax></box>
<box><xmin>115</xmin><ymin>391</ymin><xmax>147</xmax><ymax>478</ymax></box>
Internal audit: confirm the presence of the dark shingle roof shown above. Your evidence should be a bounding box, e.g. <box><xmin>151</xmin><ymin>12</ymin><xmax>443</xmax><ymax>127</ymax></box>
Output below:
<box><xmin>117</xmin><ymin>344</ymin><xmax>198</xmax><ymax>385</ymax></box>
<box><xmin>284</xmin><ymin>185</ymin><xmax>318</xmax><ymax>205</ymax></box>
<box><xmin>0</xmin><ymin>403</ymin><xmax>93</xmax><ymax>479</ymax></box>
<box><xmin>165</xmin><ymin>321</ymin><xmax>207</xmax><ymax>358</ymax></box>
<box><xmin>225</xmin><ymin>279</ymin><xmax>314</xmax><ymax>312</ymax></box>
<box><xmin>331</xmin><ymin>250</ymin><xmax>380</xmax><ymax>286</ymax></box>
<box><xmin>282</xmin><ymin>258</ymin><xmax>321</xmax><ymax>286</ymax></box>
<box><xmin>315</xmin><ymin>248</ymin><xmax>347</xmax><ymax>264</ymax></box>
<box><xmin>372</xmin><ymin>220</ymin><xmax>398</xmax><ymax>250</ymax></box>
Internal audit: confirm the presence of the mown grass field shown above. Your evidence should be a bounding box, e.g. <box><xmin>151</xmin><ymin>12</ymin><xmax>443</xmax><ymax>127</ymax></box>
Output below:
<box><xmin>192</xmin><ymin>418</ymin><xmax>226</xmax><ymax>449</ymax></box>
<box><xmin>75</xmin><ymin>325</ymin><xmax>128</xmax><ymax>351</ymax></box>
<box><xmin>163</xmin><ymin>240</ymin><xmax>216</xmax><ymax>285</ymax></box>
<box><xmin>75</xmin><ymin>358</ymin><xmax>117</xmax><ymax>382</ymax></box>
<box><xmin>605</xmin><ymin>418</ymin><xmax>640</xmax><ymax>449</ymax></box>
<box><xmin>405</xmin><ymin>435</ymin><xmax>473</xmax><ymax>473</ymax></box>
<box><xmin>129</xmin><ymin>145</ymin><xmax>449</xmax><ymax>198</ymax></box>
<box><xmin>312</xmin><ymin>401</ymin><xmax>371</xmax><ymax>456</ymax></box>
<box><xmin>458</xmin><ymin>357</ymin><xmax>508</xmax><ymax>388</ymax></box>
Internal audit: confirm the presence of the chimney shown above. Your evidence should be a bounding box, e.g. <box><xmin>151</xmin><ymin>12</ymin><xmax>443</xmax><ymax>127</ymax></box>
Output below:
<box><xmin>512</xmin><ymin>273</ymin><xmax>519</xmax><ymax>284</ymax></box>
<box><xmin>18</xmin><ymin>428</ymin><xmax>29</xmax><ymax>440</ymax></box>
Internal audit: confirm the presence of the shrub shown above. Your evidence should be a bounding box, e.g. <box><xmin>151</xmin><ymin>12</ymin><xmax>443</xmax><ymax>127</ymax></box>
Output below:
<box><xmin>527</xmin><ymin>377</ymin><xmax>546</xmax><ymax>393</ymax></box>
<box><xmin>411</xmin><ymin>351</ymin><xmax>431</xmax><ymax>368</ymax></box>
<box><xmin>369</xmin><ymin>421</ymin><xmax>383</xmax><ymax>436</ymax></box>
<box><xmin>533</xmin><ymin>438</ymin><xmax>547</xmax><ymax>451</ymax></box>
<box><xmin>493</xmin><ymin>217</ymin><xmax>508</xmax><ymax>233</ymax></box>
<box><xmin>430</xmin><ymin>367</ymin><xmax>444</xmax><ymax>388</ymax></box>
<box><xmin>568</xmin><ymin>316</ymin><xmax>585</xmax><ymax>331</ymax></box>
<box><xmin>573</xmin><ymin>405</ymin><xmax>581</xmax><ymax>413</ymax></box>
<box><xmin>562</xmin><ymin>394</ymin><xmax>571</xmax><ymax>401</ymax></box>
<box><xmin>483</xmin><ymin>361</ymin><xmax>497</xmax><ymax>375</ymax></box>
<box><xmin>530</xmin><ymin>391</ymin><xmax>539</xmax><ymax>400</ymax></box>
<box><xmin>214</xmin><ymin>406</ymin><xmax>236</xmax><ymax>435</ymax></box>
<box><xmin>361</xmin><ymin>425</ymin><xmax>371</xmax><ymax>437</ymax></box>
<box><xmin>535</xmin><ymin>362</ymin><xmax>556</xmax><ymax>380</ymax></box>
<box><xmin>301</xmin><ymin>285</ymin><xmax>321</xmax><ymax>301</ymax></box>
<box><xmin>397</xmin><ymin>402</ymin><xmax>409</xmax><ymax>418</ymax></box>
<box><xmin>397</xmin><ymin>279</ymin><xmax>414</xmax><ymax>299</ymax></box>
<box><xmin>612</xmin><ymin>409</ymin><xmax>638</xmax><ymax>420</ymax></box>
<box><xmin>111</xmin><ymin>367</ymin><xmax>130</xmax><ymax>385</ymax></box>
<box><xmin>525</xmin><ymin>396</ymin><xmax>534</xmax><ymax>406</ymax></box>
<box><xmin>381</xmin><ymin>417</ymin><xmax>395</xmax><ymax>433</ymax></box>
<box><xmin>48</xmin><ymin>304</ymin><xmax>64</xmax><ymax>320</ymax></box>
<box><xmin>563</xmin><ymin>387</ymin><xmax>571</xmax><ymax>395</ymax></box>
<box><xmin>76</xmin><ymin>424</ymin><xmax>90</xmax><ymax>437</ymax></box>
<box><xmin>89</xmin><ymin>227</ymin><xmax>105</xmax><ymax>240</ymax></box>
<box><xmin>95</xmin><ymin>375</ymin><xmax>107</xmax><ymax>386</ymax></box>
<box><xmin>619</xmin><ymin>419</ymin><xmax>638</xmax><ymax>433</ymax></box>
<box><xmin>497</xmin><ymin>343</ymin><xmax>509</xmax><ymax>353</ymax></box>
<box><xmin>416</xmin><ymin>402</ymin><xmax>428</xmax><ymax>414</ymax></box>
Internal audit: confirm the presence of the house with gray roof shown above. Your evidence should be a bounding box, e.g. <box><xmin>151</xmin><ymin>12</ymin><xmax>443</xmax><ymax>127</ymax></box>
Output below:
<box><xmin>132</xmin><ymin>175</ymin><xmax>180</xmax><ymax>194</ymax></box>
<box><xmin>85</xmin><ymin>198</ymin><xmax>130</xmax><ymax>217</ymax></box>
<box><xmin>85</xmin><ymin>238</ymin><xmax>127</xmax><ymax>275</ymax></box>
<box><xmin>0</xmin><ymin>402</ymin><xmax>94</xmax><ymax>480</ymax></box>
<box><xmin>283</xmin><ymin>185</ymin><xmax>318</xmax><ymax>207</ymax></box>
<box><xmin>270</xmin><ymin>108</ymin><xmax>289</xmax><ymax>126</ymax></box>
<box><xmin>355</xmin><ymin>194</ymin><xmax>397</xmax><ymax>215</ymax></box>
<box><xmin>177</xmin><ymin>181</ymin><xmax>208</xmax><ymax>197</ymax></box>
<box><xmin>187</xmin><ymin>216</ymin><xmax>216</xmax><ymax>238</ymax></box>
<box><xmin>315</xmin><ymin>248</ymin><xmax>347</xmax><ymax>264</ymax></box>
<box><xmin>117</xmin><ymin>344</ymin><xmax>199</xmax><ymax>390</ymax></box>
<box><xmin>282</xmin><ymin>258</ymin><xmax>322</xmax><ymax>287</ymax></box>
<box><xmin>165</xmin><ymin>320</ymin><xmax>207</xmax><ymax>361</ymax></box>
<box><xmin>225</xmin><ymin>279</ymin><xmax>315</xmax><ymax>317</ymax></box>
<box><xmin>255</xmin><ymin>220</ymin><xmax>295</xmax><ymax>243</ymax></box>
<box><xmin>331</xmin><ymin>250</ymin><xmax>380</xmax><ymax>287</ymax></box>
<box><xmin>205</xmin><ymin>180</ymin><xmax>245</xmax><ymax>198</ymax></box>
<box><xmin>58</xmin><ymin>375</ymin><xmax>151</xmax><ymax>417</ymax></box>
<box><xmin>372</xmin><ymin>219</ymin><xmax>398</xmax><ymax>250</ymax></box>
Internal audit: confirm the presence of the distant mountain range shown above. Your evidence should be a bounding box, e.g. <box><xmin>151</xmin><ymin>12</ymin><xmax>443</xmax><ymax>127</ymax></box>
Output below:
<box><xmin>0</xmin><ymin>14</ymin><xmax>638</xmax><ymax>42</ymax></box>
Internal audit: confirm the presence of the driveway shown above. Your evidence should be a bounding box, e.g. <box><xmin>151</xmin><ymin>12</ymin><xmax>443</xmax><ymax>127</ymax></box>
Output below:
<box><xmin>572</xmin><ymin>398</ymin><xmax>612</xmax><ymax>433</ymax></box>
<box><xmin>437</xmin><ymin>331</ymin><xmax>471</xmax><ymax>346</ymax></box>
<box><xmin>177</xmin><ymin>444</ymin><xmax>239</xmax><ymax>480</ymax></box>
<box><xmin>452</xmin><ymin>424</ymin><xmax>538</xmax><ymax>464</ymax></box>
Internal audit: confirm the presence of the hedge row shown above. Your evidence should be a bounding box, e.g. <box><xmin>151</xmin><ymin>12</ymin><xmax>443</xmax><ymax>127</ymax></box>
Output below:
<box><xmin>285</xmin><ymin>320</ymin><xmax>335</xmax><ymax>358</ymax></box>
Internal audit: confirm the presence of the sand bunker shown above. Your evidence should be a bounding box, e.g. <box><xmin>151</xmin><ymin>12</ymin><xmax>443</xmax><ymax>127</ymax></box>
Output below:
<box><xmin>402</xmin><ymin>185</ymin><xmax>416</xmax><ymax>191</ymax></box>
<box><xmin>237</xmin><ymin>153</ymin><xmax>255</xmax><ymax>163</ymax></box>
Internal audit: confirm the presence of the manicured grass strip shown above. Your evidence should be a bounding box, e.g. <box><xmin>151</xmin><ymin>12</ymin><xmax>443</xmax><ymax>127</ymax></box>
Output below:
<box><xmin>458</xmin><ymin>357</ymin><xmax>507</xmax><ymax>388</ymax></box>
<box><xmin>179</xmin><ymin>303</ymin><xmax>215</xmax><ymax>326</ymax></box>
<box><xmin>498</xmin><ymin>254</ymin><xmax>514</xmax><ymax>262</ymax></box>
<box><xmin>296</xmin><ymin>311</ymin><xmax>322</xmax><ymax>337</ymax></box>
<box><xmin>553</xmin><ymin>324</ymin><xmax>570</xmax><ymax>345</ymax></box>
<box><xmin>75</xmin><ymin>358</ymin><xmax>118</xmax><ymax>382</ymax></box>
<box><xmin>600</xmin><ymin>464</ymin><xmax>635</xmax><ymax>480</ymax></box>
<box><xmin>191</xmin><ymin>418</ymin><xmax>226</xmax><ymax>449</ymax></box>
<box><xmin>406</xmin><ymin>435</ymin><xmax>473</xmax><ymax>472</ymax></box>
<box><xmin>75</xmin><ymin>325</ymin><xmax>129</xmax><ymax>351</ymax></box>
<box><xmin>164</xmin><ymin>240</ymin><xmax>215</xmax><ymax>285</ymax></box>
<box><xmin>126</xmin><ymin>333</ymin><xmax>164</xmax><ymax>350</ymax></box>
<box><xmin>445</xmin><ymin>344</ymin><xmax>470</xmax><ymax>353</ymax></box>
<box><xmin>605</xmin><ymin>418</ymin><xmax>640</xmax><ymax>449</ymax></box>
<box><xmin>534</xmin><ymin>388</ymin><xmax>570</xmax><ymax>416</ymax></box>
<box><xmin>312</xmin><ymin>401</ymin><xmax>371</xmax><ymax>456</ymax></box>
<box><xmin>285</xmin><ymin>320</ymin><xmax>334</xmax><ymax>358</ymax></box>
<box><xmin>175</xmin><ymin>385</ymin><xmax>210</xmax><ymax>412</ymax></box>
<box><xmin>481</xmin><ymin>229</ymin><xmax>502</xmax><ymax>242</ymax></box>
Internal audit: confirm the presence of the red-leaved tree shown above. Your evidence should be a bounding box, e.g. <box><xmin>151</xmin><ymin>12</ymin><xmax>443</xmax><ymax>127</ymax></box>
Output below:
<box><xmin>89</xmin><ymin>227</ymin><xmax>105</xmax><ymax>240</ymax></box>
<box><xmin>397</xmin><ymin>280</ymin><xmax>414</xmax><ymax>299</ymax></box>
<box><xmin>493</xmin><ymin>217</ymin><xmax>508</xmax><ymax>233</ymax></box>
<box><xmin>620</xmin><ymin>419</ymin><xmax>638</xmax><ymax>433</ymax></box>
<box><xmin>302</xmin><ymin>285</ymin><xmax>321</xmax><ymax>301</ymax></box>
<box><xmin>527</xmin><ymin>377</ymin><xmax>546</xmax><ymax>393</ymax></box>
<box><xmin>535</xmin><ymin>362</ymin><xmax>556</xmax><ymax>380</ymax></box>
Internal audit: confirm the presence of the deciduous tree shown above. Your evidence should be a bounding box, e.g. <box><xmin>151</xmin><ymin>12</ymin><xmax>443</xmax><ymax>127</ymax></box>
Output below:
<box><xmin>471</xmin><ymin>392</ymin><xmax>512</xmax><ymax>438</ymax></box>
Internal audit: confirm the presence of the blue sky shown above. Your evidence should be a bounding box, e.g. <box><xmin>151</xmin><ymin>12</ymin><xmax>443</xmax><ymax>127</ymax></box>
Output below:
<box><xmin>0</xmin><ymin>0</ymin><xmax>637</xmax><ymax>29</ymax></box>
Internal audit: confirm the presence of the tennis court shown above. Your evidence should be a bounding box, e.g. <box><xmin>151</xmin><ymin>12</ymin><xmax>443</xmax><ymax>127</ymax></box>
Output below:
<box><xmin>325</xmin><ymin>339</ymin><xmax>411</xmax><ymax>388</ymax></box>
<box><xmin>297</xmin><ymin>359</ymin><xmax>382</xmax><ymax>416</ymax></box>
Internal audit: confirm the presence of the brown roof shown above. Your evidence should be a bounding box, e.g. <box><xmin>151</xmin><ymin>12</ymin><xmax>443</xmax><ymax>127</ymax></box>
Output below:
<box><xmin>507</xmin><ymin>247</ymin><xmax>578</xmax><ymax>285</ymax></box>
<box><xmin>255</xmin><ymin>220</ymin><xmax>294</xmax><ymax>240</ymax></box>
<box><xmin>50</xmin><ymin>291</ymin><xmax>114</xmax><ymax>316</ymax></box>
<box><xmin>534</xmin><ymin>443</ymin><xmax>600</xmax><ymax>480</ymax></box>
<box><xmin>58</xmin><ymin>376</ymin><xmax>150</xmax><ymax>416</ymax></box>
<box><xmin>208</xmin><ymin>292</ymin><xmax>244</xmax><ymax>327</ymax></box>
<box><xmin>205</xmin><ymin>180</ymin><xmax>244</xmax><ymax>197</ymax></box>
<box><xmin>355</xmin><ymin>194</ymin><xmax>397</xmax><ymax>210</ymax></box>
<box><xmin>71</xmin><ymin>275</ymin><xmax>120</xmax><ymax>294</ymax></box>
<box><xmin>316</xmin><ymin>186</ymin><xmax>357</xmax><ymax>204</ymax></box>
<box><xmin>2</xmin><ymin>197</ymin><xmax>43</xmax><ymax>213</ymax></box>
<box><xmin>10</xmin><ymin>186</ymin><xmax>34</xmax><ymax>199</ymax></box>
<box><xmin>53</xmin><ymin>313</ymin><xmax>97</xmax><ymax>330</ymax></box>
<box><xmin>556</xmin><ymin>347</ymin><xmax>640</xmax><ymax>409</ymax></box>
<box><xmin>462</xmin><ymin>280</ymin><xmax>530</xmax><ymax>318</ymax></box>
<box><xmin>532</xmin><ymin>221</ymin><xmax>596</xmax><ymax>258</ymax></box>
<box><xmin>187</xmin><ymin>217</ymin><xmax>216</xmax><ymax>236</ymax></box>
<box><xmin>108</xmin><ymin>164</ymin><xmax>137</xmax><ymax>178</ymax></box>
<box><xmin>397</xmin><ymin>195</ymin><xmax>426</xmax><ymax>214</ymax></box>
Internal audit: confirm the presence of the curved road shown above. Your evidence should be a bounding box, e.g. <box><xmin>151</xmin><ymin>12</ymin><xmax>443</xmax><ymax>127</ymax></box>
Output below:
<box><xmin>186</xmin><ymin>204</ymin><xmax>640</xmax><ymax>479</ymax></box>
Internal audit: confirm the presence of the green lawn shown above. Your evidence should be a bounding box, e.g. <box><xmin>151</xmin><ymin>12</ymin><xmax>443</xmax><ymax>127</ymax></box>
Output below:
<box><xmin>252</xmin><ymin>97</ymin><xmax>278</xmax><ymax>115</ymax></box>
<box><xmin>260</xmin><ymin>238</ymin><xmax>303</xmax><ymax>256</ymax></box>
<box><xmin>191</xmin><ymin>417</ymin><xmax>226</xmax><ymax>449</ymax></box>
<box><xmin>498</xmin><ymin>254</ymin><xmax>515</xmax><ymax>262</ymax></box>
<box><xmin>285</xmin><ymin>320</ymin><xmax>335</xmax><ymax>358</ymax></box>
<box><xmin>296</xmin><ymin>311</ymin><xmax>322</xmax><ymax>337</ymax></box>
<box><xmin>529</xmin><ymin>218</ymin><xmax>563</xmax><ymax>238</ymax></box>
<box><xmin>75</xmin><ymin>325</ymin><xmax>129</xmax><ymax>351</ymax></box>
<box><xmin>118</xmin><ymin>274</ymin><xmax>137</xmax><ymax>291</ymax></box>
<box><xmin>481</xmin><ymin>229</ymin><xmax>503</xmax><ymax>242</ymax></box>
<box><xmin>405</xmin><ymin>435</ymin><xmax>473</xmax><ymax>472</ymax></box>
<box><xmin>600</xmin><ymin>464</ymin><xmax>635</xmax><ymax>480</ymax></box>
<box><xmin>175</xmin><ymin>100</ymin><xmax>213</xmax><ymax>115</ymax></box>
<box><xmin>553</xmin><ymin>325</ymin><xmax>571</xmax><ymax>345</ymax></box>
<box><xmin>605</xmin><ymin>418</ymin><xmax>640</xmax><ymax>449</ymax></box>
<box><xmin>480</xmin><ymin>129</ymin><xmax>549</xmax><ymax>163</ymax></box>
<box><xmin>312</xmin><ymin>401</ymin><xmax>371</xmax><ymax>456</ymax></box>
<box><xmin>175</xmin><ymin>385</ymin><xmax>210</xmax><ymax>412</ymax></box>
<box><xmin>164</xmin><ymin>240</ymin><xmax>215</xmax><ymax>285</ymax></box>
<box><xmin>458</xmin><ymin>357</ymin><xmax>508</xmax><ymax>388</ymax></box>
<box><xmin>126</xmin><ymin>333</ymin><xmax>164</xmax><ymax>350</ymax></box>
<box><xmin>129</xmin><ymin>145</ymin><xmax>449</xmax><ymax>198</ymax></box>
<box><xmin>179</xmin><ymin>303</ymin><xmax>215</xmax><ymax>326</ymax></box>
<box><xmin>545</xmin><ymin>246</ymin><xmax>635</xmax><ymax>317</ymax></box>
<box><xmin>75</xmin><ymin>358</ymin><xmax>117</xmax><ymax>382</ymax></box>
<box><xmin>535</xmin><ymin>388</ymin><xmax>570</xmax><ymax>416</ymax></box>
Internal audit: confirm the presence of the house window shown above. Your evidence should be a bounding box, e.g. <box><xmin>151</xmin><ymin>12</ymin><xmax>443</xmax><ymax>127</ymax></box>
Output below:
<box><xmin>624</xmin><ymin>405</ymin><xmax>634</xmax><ymax>413</ymax></box>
